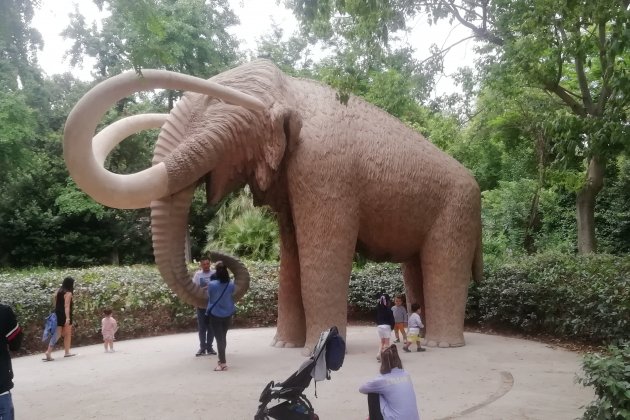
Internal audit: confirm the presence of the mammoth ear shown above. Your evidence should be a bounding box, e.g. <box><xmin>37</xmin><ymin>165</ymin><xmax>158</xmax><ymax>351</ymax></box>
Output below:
<box><xmin>255</xmin><ymin>106</ymin><xmax>302</xmax><ymax>191</ymax></box>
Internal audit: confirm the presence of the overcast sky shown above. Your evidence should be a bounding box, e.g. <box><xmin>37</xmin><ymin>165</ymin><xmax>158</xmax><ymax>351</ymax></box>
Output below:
<box><xmin>32</xmin><ymin>0</ymin><xmax>477</xmax><ymax>95</ymax></box>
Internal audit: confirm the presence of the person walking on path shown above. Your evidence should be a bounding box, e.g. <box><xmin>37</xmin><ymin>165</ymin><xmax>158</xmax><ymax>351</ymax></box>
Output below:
<box><xmin>1</xmin><ymin>303</ymin><xmax>23</xmax><ymax>420</ymax></box>
<box><xmin>206</xmin><ymin>261</ymin><xmax>235</xmax><ymax>372</ymax></box>
<box><xmin>43</xmin><ymin>277</ymin><xmax>76</xmax><ymax>361</ymax></box>
<box><xmin>391</xmin><ymin>295</ymin><xmax>408</xmax><ymax>344</ymax></box>
<box><xmin>403</xmin><ymin>303</ymin><xmax>426</xmax><ymax>353</ymax></box>
<box><xmin>101</xmin><ymin>308</ymin><xmax>118</xmax><ymax>353</ymax></box>
<box><xmin>192</xmin><ymin>257</ymin><xmax>216</xmax><ymax>357</ymax></box>
<box><xmin>375</xmin><ymin>293</ymin><xmax>395</xmax><ymax>362</ymax></box>
<box><xmin>359</xmin><ymin>344</ymin><xmax>421</xmax><ymax>420</ymax></box>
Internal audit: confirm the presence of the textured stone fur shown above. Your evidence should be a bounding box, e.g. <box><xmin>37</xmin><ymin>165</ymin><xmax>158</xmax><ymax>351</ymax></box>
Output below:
<box><xmin>149</xmin><ymin>59</ymin><xmax>482</xmax><ymax>351</ymax></box>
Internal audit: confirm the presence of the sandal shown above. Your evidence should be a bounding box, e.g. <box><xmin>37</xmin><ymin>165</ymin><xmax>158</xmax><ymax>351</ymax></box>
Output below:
<box><xmin>64</xmin><ymin>353</ymin><xmax>77</xmax><ymax>358</ymax></box>
<box><xmin>214</xmin><ymin>363</ymin><xmax>228</xmax><ymax>371</ymax></box>
<box><xmin>42</xmin><ymin>355</ymin><xmax>54</xmax><ymax>362</ymax></box>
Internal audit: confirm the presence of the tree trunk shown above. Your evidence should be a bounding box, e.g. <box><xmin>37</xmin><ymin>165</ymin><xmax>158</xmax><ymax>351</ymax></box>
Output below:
<box><xmin>111</xmin><ymin>248</ymin><xmax>120</xmax><ymax>265</ymax></box>
<box><xmin>185</xmin><ymin>229</ymin><xmax>192</xmax><ymax>264</ymax></box>
<box><xmin>576</xmin><ymin>156</ymin><xmax>605</xmax><ymax>254</ymax></box>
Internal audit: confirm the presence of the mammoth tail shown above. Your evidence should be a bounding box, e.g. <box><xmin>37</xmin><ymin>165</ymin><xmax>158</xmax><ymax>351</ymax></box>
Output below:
<box><xmin>472</xmin><ymin>230</ymin><xmax>483</xmax><ymax>283</ymax></box>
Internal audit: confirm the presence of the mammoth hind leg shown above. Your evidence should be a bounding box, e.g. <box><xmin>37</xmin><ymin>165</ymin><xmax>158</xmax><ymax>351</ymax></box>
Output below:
<box><xmin>420</xmin><ymin>230</ymin><xmax>474</xmax><ymax>348</ymax></box>
<box><xmin>402</xmin><ymin>259</ymin><xmax>424</xmax><ymax>318</ymax></box>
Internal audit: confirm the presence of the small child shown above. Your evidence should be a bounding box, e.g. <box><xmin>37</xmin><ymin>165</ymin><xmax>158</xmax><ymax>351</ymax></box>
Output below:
<box><xmin>403</xmin><ymin>303</ymin><xmax>426</xmax><ymax>352</ymax></box>
<box><xmin>391</xmin><ymin>295</ymin><xmax>408</xmax><ymax>343</ymax></box>
<box><xmin>101</xmin><ymin>308</ymin><xmax>118</xmax><ymax>353</ymax></box>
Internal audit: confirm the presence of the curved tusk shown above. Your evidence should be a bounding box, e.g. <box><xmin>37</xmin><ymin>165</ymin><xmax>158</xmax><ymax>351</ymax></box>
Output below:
<box><xmin>93</xmin><ymin>114</ymin><xmax>168</xmax><ymax>166</ymax></box>
<box><xmin>64</xmin><ymin>69</ymin><xmax>266</xmax><ymax>210</ymax></box>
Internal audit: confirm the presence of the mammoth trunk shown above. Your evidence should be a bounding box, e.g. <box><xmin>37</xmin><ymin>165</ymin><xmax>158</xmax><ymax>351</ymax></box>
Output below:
<box><xmin>150</xmin><ymin>185</ymin><xmax>206</xmax><ymax>308</ymax></box>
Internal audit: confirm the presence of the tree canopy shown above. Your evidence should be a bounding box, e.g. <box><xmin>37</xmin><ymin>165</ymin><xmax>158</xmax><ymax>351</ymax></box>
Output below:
<box><xmin>0</xmin><ymin>0</ymin><xmax>628</xmax><ymax>268</ymax></box>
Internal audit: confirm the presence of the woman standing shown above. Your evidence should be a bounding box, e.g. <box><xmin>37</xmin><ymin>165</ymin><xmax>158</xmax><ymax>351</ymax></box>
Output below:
<box><xmin>375</xmin><ymin>293</ymin><xmax>395</xmax><ymax>362</ymax></box>
<box><xmin>43</xmin><ymin>277</ymin><xmax>76</xmax><ymax>361</ymax></box>
<box><xmin>206</xmin><ymin>261</ymin><xmax>235</xmax><ymax>372</ymax></box>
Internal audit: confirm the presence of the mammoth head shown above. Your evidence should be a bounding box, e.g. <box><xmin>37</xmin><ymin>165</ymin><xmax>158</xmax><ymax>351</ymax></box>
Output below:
<box><xmin>63</xmin><ymin>61</ymin><xmax>301</xmax><ymax>307</ymax></box>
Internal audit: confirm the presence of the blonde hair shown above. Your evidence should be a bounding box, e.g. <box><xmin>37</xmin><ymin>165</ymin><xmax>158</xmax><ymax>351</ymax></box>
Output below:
<box><xmin>380</xmin><ymin>344</ymin><xmax>403</xmax><ymax>374</ymax></box>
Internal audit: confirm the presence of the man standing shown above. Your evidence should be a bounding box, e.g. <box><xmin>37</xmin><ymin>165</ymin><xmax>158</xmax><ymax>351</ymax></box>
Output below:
<box><xmin>192</xmin><ymin>257</ymin><xmax>216</xmax><ymax>356</ymax></box>
<box><xmin>1</xmin><ymin>304</ymin><xmax>23</xmax><ymax>420</ymax></box>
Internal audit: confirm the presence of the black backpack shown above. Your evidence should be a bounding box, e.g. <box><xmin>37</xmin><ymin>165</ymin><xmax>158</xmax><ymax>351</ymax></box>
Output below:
<box><xmin>325</xmin><ymin>326</ymin><xmax>346</xmax><ymax>371</ymax></box>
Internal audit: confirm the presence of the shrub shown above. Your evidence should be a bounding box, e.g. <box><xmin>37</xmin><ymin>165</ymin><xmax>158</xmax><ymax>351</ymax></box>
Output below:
<box><xmin>0</xmin><ymin>262</ymin><xmax>285</xmax><ymax>354</ymax></box>
<box><xmin>2</xmin><ymin>253</ymin><xmax>628</xmax><ymax>354</ymax></box>
<box><xmin>578</xmin><ymin>343</ymin><xmax>630</xmax><ymax>419</ymax></box>
<box><xmin>348</xmin><ymin>263</ymin><xmax>404</xmax><ymax>316</ymax></box>
<box><xmin>468</xmin><ymin>254</ymin><xmax>630</xmax><ymax>344</ymax></box>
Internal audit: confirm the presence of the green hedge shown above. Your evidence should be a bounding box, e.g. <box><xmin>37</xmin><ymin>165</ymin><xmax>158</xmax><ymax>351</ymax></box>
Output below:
<box><xmin>1</xmin><ymin>253</ymin><xmax>629</xmax><ymax>354</ymax></box>
<box><xmin>467</xmin><ymin>254</ymin><xmax>630</xmax><ymax>344</ymax></box>
<box><xmin>578</xmin><ymin>343</ymin><xmax>630</xmax><ymax>419</ymax></box>
<box><xmin>0</xmin><ymin>263</ymin><xmax>282</xmax><ymax>354</ymax></box>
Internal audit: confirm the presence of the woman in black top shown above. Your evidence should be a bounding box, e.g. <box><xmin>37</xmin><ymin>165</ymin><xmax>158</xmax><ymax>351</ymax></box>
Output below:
<box><xmin>375</xmin><ymin>293</ymin><xmax>395</xmax><ymax>362</ymax></box>
<box><xmin>43</xmin><ymin>277</ymin><xmax>76</xmax><ymax>361</ymax></box>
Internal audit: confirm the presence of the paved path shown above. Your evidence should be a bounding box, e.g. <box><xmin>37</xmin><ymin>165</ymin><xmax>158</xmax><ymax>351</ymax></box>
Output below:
<box><xmin>12</xmin><ymin>326</ymin><xmax>593</xmax><ymax>419</ymax></box>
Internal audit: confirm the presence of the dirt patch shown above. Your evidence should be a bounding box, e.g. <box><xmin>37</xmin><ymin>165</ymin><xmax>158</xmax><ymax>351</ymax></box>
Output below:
<box><xmin>464</xmin><ymin>325</ymin><xmax>602</xmax><ymax>354</ymax></box>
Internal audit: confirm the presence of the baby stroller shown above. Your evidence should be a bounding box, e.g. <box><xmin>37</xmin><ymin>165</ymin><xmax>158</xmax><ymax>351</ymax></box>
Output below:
<box><xmin>254</xmin><ymin>326</ymin><xmax>345</xmax><ymax>420</ymax></box>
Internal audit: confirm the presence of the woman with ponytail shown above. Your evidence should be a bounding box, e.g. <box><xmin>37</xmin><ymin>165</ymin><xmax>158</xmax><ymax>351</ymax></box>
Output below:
<box><xmin>359</xmin><ymin>345</ymin><xmax>421</xmax><ymax>420</ymax></box>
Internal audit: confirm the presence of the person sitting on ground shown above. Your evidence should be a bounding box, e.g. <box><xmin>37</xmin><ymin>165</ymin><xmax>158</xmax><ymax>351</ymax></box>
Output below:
<box><xmin>359</xmin><ymin>344</ymin><xmax>421</xmax><ymax>420</ymax></box>
<box><xmin>403</xmin><ymin>303</ymin><xmax>426</xmax><ymax>353</ymax></box>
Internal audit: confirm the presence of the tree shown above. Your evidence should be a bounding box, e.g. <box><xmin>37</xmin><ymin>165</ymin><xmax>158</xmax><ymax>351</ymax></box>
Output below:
<box><xmin>0</xmin><ymin>0</ymin><xmax>43</xmax><ymax>90</ymax></box>
<box><xmin>64</xmin><ymin>0</ymin><xmax>241</xmax><ymax>79</ymax></box>
<box><xmin>254</xmin><ymin>23</ymin><xmax>315</xmax><ymax>77</ymax></box>
<box><xmin>61</xmin><ymin>0</ymin><xmax>245</xmax><ymax>261</ymax></box>
<box><xmin>289</xmin><ymin>0</ymin><xmax>630</xmax><ymax>253</ymax></box>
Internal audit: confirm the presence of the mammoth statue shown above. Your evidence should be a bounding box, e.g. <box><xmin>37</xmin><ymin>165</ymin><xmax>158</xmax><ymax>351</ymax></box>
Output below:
<box><xmin>63</xmin><ymin>59</ymin><xmax>482</xmax><ymax>352</ymax></box>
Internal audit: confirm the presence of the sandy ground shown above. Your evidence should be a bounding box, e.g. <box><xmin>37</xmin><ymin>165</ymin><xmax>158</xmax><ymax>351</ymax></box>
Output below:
<box><xmin>11</xmin><ymin>326</ymin><xmax>593</xmax><ymax>419</ymax></box>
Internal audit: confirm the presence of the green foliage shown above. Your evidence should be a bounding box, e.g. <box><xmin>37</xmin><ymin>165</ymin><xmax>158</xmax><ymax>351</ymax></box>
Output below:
<box><xmin>0</xmin><ymin>0</ymin><xmax>43</xmax><ymax>90</ymax></box>
<box><xmin>3</xmin><ymin>253</ymin><xmax>629</xmax><ymax>354</ymax></box>
<box><xmin>0</xmin><ymin>91</ymin><xmax>36</xmax><ymax>178</ymax></box>
<box><xmin>0</xmin><ymin>265</ymin><xmax>190</xmax><ymax>353</ymax></box>
<box><xmin>234</xmin><ymin>260</ymin><xmax>279</xmax><ymax>326</ymax></box>
<box><xmin>347</xmin><ymin>263</ymin><xmax>405</xmax><ymax>314</ymax></box>
<box><xmin>468</xmin><ymin>254</ymin><xmax>630</xmax><ymax>344</ymax></box>
<box><xmin>65</xmin><ymin>0</ymin><xmax>241</xmax><ymax>77</ymax></box>
<box><xmin>0</xmin><ymin>262</ymin><xmax>282</xmax><ymax>353</ymax></box>
<box><xmin>481</xmin><ymin>180</ymin><xmax>577</xmax><ymax>262</ymax></box>
<box><xmin>578</xmin><ymin>343</ymin><xmax>630</xmax><ymax>420</ymax></box>
<box><xmin>204</xmin><ymin>189</ymin><xmax>280</xmax><ymax>261</ymax></box>
<box><xmin>596</xmin><ymin>157</ymin><xmax>630</xmax><ymax>255</ymax></box>
<box><xmin>254</xmin><ymin>24</ymin><xmax>315</xmax><ymax>77</ymax></box>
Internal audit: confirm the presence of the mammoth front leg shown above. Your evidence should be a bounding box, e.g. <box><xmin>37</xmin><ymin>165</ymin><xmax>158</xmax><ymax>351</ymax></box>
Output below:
<box><xmin>272</xmin><ymin>216</ymin><xmax>306</xmax><ymax>348</ymax></box>
<box><xmin>293</xmin><ymin>204</ymin><xmax>359</xmax><ymax>354</ymax></box>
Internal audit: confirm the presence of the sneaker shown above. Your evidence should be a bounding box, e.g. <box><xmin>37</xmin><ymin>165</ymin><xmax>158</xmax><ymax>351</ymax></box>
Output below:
<box><xmin>207</xmin><ymin>349</ymin><xmax>217</xmax><ymax>355</ymax></box>
<box><xmin>195</xmin><ymin>349</ymin><xmax>205</xmax><ymax>357</ymax></box>
<box><xmin>403</xmin><ymin>347</ymin><xmax>411</xmax><ymax>353</ymax></box>
<box><xmin>417</xmin><ymin>347</ymin><xmax>426</xmax><ymax>352</ymax></box>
